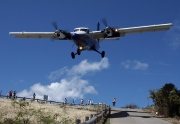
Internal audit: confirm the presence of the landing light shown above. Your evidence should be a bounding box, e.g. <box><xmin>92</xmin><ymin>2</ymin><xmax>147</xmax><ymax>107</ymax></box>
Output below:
<box><xmin>79</xmin><ymin>46</ymin><xmax>83</xmax><ymax>50</ymax></box>
<box><xmin>115</xmin><ymin>29</ymin><xmax>118</xmax><ymax>32</ymax></box>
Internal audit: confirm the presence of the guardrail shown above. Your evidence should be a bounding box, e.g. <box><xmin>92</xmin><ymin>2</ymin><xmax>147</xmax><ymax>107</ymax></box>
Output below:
<box><xmin>0</xmin><ymin>94</ymin><xmax>110</xmax><ymax>124</ymax></box>
<box><xmin>75</xmin><ymin>105</ymin><xmax>110</xmax><ymax>124</ymax></box>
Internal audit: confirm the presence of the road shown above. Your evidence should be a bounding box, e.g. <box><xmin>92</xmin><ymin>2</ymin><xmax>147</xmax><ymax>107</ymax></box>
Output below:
<box><xmin>110</xmin><ymin>108</ymin><xmax>171</xmax><ymax>124</ymax></box>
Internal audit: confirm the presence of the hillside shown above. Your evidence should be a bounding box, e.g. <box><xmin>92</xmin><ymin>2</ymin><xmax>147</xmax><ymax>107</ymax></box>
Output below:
<box><xmin>0</xmin><ymin>98</ymin><xmax>97</xmax><ymax>124</ymax></box>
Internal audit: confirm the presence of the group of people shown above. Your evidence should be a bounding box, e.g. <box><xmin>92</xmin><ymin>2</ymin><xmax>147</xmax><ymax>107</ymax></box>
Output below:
<box><xmin>7</xmin><ymin>91</ymin><xmax>117</xmax><ymax>107</ymax></box>
<box><xmin>8</xmin><ymin>90</ymin><xmax>16</xmax><ymax>99</ymax></box>
<box><xmin>8</xmin><ymin>91</ymin><xmax>36</xmax><ymax>100</ymax></box>
<box><xmin>63</xmin><ymin>98</ymin><xmax>94</xmax><ymax>105</ymax></box>
<box><xmin>63</xmin><ymin>97</ymin><xmax>117</xmax><ymax>107</ymax></box>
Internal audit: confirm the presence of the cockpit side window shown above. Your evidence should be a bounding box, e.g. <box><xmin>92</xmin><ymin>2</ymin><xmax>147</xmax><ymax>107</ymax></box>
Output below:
<box><xmin>80</xmin><ymin>29</ymin><xmax>87</xmax><ymax>32</ymax></box>
<box><xmin>80</xmin><ymin>29</ymin><xmax>89</xmax><ymax>33</ymax></box>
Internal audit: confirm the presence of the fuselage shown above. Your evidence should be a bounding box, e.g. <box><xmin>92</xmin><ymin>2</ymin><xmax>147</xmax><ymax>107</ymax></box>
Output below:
<box><xmin>71</xmin><ymin>27</ymin><xmax>99</xmax><ymax>51</ymax></box>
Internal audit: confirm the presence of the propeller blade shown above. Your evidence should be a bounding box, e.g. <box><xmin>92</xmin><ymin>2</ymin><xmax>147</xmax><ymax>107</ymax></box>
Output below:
<box><xmin>52</xmin><ymin>21</ymin><xmax>58</xmax><ymax>30</ymax></box>
<box><xmin>101</xmin><ymin>18</ymin><xmax>108</xmax><ymax>27</ymax></box>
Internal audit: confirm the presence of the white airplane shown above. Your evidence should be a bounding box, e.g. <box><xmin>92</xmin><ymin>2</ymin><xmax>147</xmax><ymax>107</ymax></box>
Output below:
<box><xmin>9</xmin><ymin>19</ymin><xmax>172</xmax><ymax>59</ymax></box>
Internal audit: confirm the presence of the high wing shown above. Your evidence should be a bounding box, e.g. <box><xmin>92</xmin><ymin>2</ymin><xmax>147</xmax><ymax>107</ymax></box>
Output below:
<box><xmin>9</xmin><ymin>23</ymin><xmax>172</xmax><ymax>40</ymax></box>
<box><xmin>9</xmin><ymin>32</ymin><xmax>55</xmax><ymax>38</ymax></box>
<box><xmin>118</xmin><ymin>23</ymin><xmax>173</xmax><ymax>36</ymax></box>
<box><xmin>9</xmin><ymin>31</ymin><xmax>72</xmax><ymax>40</ymax></box>
<box><xmin>90</xmin><ymin>23</ymin><xmax>173</xmax><ymax>39</ymax></box>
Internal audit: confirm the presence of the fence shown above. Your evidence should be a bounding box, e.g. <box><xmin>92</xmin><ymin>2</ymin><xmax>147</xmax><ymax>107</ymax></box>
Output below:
<box><xmin>0</xmin><ymin>94</ymin><xmax>110</xmax><ymax>124</ymax></box>
<box><xmin>0</xmin><ymin>94</ymin><xmax>64</xmax><ymax>104</ymax></box>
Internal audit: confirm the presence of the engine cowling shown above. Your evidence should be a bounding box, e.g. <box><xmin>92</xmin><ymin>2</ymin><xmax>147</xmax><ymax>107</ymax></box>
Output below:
<box><xmin>55</xmin><ymin>30</ymin><xmax>60</xmax><ymax>37</ymax></box>
<box><xmin>55</xmin><ymin>30</ymin><xmax>72</xmax><ymax>39</ymax></box>
<box><xmin>104</xmin><ymin>27</ymin><xmax>113</xmax><ymax>37</ymax></box>
<box><xmin>104</xmin><ymin>27</ymin><xmax>120</xmax><ymax>38</ymax></box>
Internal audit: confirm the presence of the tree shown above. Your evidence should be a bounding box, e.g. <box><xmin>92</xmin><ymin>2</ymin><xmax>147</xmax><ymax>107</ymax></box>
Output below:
<box><xmin>149</xmin><ymin>83</ymin><xmax>180</xmax><ymax>117</ymax></box>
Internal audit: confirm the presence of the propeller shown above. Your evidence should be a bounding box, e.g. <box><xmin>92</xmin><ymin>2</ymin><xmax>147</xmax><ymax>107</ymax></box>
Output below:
<box><xmin>101</xmin><ymin>18</ymin><xmax>108</xmax><ymax>27</ymax></box>
<box><xmin>52</xmin><ymin>21</ymin><xmax>58</xmax><ymax>30</ymax></box>
<box><xmin>101</xmin><ymin>18</ymin><xmax>119</xmax><ymax>37</ymax></box>
<box><xmin>52</xmin><ymin>21</ymin><xmax>60</xmax><ymax>37</ymax></box>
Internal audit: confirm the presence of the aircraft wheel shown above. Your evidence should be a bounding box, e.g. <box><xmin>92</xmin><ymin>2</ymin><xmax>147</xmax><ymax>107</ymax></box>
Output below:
<box><xmin>101</xmin><ymin>51</ymin><xmax>105</xmax><ymax>58</ymax></box>
<box><xmin>71</xmin><ymin>52</ymin><xmax>75</xmax><ymax>59</ymax></box>
<box><xmin>77</xmin><ymin>49</ymin><xmax>81</xmax><ymax>55</ymax></box>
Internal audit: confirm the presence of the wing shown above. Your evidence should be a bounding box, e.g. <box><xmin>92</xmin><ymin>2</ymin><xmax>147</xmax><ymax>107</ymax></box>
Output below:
<box><xmin>9</xmin><ymin>32</ymin><xmax>56</xmax><ymax>38</ymax></box>
<box><xmin>9</xmin><ymin>31</ymin><xmax>72</xmax><ymax>40</ymax></box>
<box><xmin>90</xmin><ymin>23</ymin><xmax>172</xmax><ymax>39</ymax></box>
<box><xmin>118</xmin><ymin>23</ymin><xmax>173</xmax><ymax>36</ymax></box>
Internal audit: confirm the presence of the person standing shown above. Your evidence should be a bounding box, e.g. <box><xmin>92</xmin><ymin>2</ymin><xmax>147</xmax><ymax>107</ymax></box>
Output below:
<box><xmin>64</xmin><ymin>98</ymin><xmax>67</xmax><ymax>104</ymax></box>
<box><xmin>13</xmin><ymin>91</ymin><xmax>16</xmax><ymax>99</ymax></box>
<box><xmin>9</xmin><ymin>90</ymin><xmax>12</xmax><ymax>99</ymax></box>
<box><xmin>33</xmin><ymin>93</ymin><xmax>36</xmax><ymax>100</ymax></box>
<box><xmin>72</xmin><ymin>99</ymin><xmax>75</xmax><ymax>105</ymax></box>
<box><xmin>81</xmin><ymin>99</ymin><xmax>84</xmax><ymax>105</ymax></box>
<box><xmin>112</xmin><ymin>98</ymin><xmax>116</xmax><ymax>107</ymax></box>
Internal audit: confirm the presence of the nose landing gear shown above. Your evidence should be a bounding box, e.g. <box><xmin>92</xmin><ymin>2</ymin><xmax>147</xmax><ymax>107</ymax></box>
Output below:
<box><xmin>71</xmin><ymin>48</ymin><xmax>81</xmax><ymax>59</ymax></box>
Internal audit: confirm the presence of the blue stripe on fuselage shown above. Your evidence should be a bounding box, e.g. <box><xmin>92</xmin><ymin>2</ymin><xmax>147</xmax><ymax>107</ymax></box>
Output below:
<box><xmin>72</xmin><ymin>33</ymin><xmax>99</xmax><ymax>50</ymax></box>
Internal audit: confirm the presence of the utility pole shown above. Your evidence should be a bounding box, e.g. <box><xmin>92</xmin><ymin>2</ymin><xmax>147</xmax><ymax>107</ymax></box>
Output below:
<box><xmin>147</xmin><ymin>97</ymin><xmax>149</xmax><ymax>107</ymax></box>
<box><xmin>0</xmin><ymin>90</ymin><xmax>2</xmax><ymax>96</ymax></box>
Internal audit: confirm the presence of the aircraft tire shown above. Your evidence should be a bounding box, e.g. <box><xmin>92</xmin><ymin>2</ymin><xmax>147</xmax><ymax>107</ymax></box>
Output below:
<box><xmin>71</xmin><ymin>52</ymin><xmax>75</xmax><ymax>59</ymax></box>
<box><xmin>101</xmin><ymin>51</ymin><xmax>105</xmax><ymax>58</ymax></box>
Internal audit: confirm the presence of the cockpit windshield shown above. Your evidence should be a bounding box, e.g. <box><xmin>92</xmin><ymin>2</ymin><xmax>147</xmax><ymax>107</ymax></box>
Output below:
<box><xmin>74</xmin><ymin>28</ymin><xmax>89</xmax><ymax>33</ymax></box>
<box><xmin>74</xmin><ymin>29</ymin><xmax>79</xmax><ymax>32</ymax></box>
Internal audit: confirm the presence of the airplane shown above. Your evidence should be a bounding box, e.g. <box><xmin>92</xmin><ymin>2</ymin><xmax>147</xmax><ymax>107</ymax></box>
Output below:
<box><xmin>9</xmin><ymin>19</ymin><xmax>172</xmax><ymax>59</ymax></box>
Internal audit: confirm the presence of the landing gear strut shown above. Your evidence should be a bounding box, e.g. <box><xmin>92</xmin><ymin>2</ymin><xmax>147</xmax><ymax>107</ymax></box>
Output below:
<box><xmin>71</xmin><ymin>48</ymin><xmax>105</xmax><ymax>59</ymax></box>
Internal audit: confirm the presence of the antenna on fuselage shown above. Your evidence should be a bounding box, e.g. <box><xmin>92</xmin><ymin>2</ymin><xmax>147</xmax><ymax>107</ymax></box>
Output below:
<box><xmin>97</xmin><ymin>22</ymin><xmax>100</xmax><ymax>31</ymax></box>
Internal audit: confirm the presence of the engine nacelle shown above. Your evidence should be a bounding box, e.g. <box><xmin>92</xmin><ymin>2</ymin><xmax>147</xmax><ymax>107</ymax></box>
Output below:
<box><xmin>104</xmin><ymin>27</ymin><xmax>120</xmax><ymax>38</ymax></box>
<box><xmin>55</xmin><ymin>30</ymin><xmax>71</xmax><ymax>39</ymax></box>
<box><xmin>104</xmin><ymin>27</ymin><xmax>113</xmax><ymax>37</ymax></box>
<box><xmin>55</xmin><ymin>30</ymin><xmax>61</xmax><ymax>37</ymax></box>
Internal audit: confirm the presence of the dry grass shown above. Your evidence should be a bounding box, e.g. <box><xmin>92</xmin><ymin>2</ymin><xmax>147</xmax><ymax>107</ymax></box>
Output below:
<box><xmin>0</xmin><ymin>98</ymin><xmax>98</xmax><ymax>124</ymax></box>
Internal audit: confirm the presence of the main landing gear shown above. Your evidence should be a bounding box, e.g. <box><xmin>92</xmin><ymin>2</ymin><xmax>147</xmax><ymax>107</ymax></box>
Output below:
<box><xmin>71</xmin><ymin>48</ymin><xmax>81</xmax><ymax>59</ymax></box>
<box><xmin>71</xmin><ymin>48</ymin><xmax>105</xmax><ymax>59</ymax></box>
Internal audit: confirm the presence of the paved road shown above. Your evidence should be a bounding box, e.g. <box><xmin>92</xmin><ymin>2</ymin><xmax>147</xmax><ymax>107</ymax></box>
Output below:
<box><xmin>110</xmin><ymin>108</ymin><xmax>171</xmax><ymax>124</ymax></box>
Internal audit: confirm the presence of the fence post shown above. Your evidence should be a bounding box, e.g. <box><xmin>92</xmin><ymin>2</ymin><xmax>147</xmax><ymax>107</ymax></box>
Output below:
<box><xmin>75</xmin><ymin>119</ymin><xmax>81</xmax><ymax>124</ymax></box>
<box><xmin>90</xmin><ymin>114</ymin><xmax>93</xmax><ymax>118</ymax></box>
<box><xmin>85</xmin><ymin>116</ymin><xmax>89</xmax><ymax>121</ymax></box>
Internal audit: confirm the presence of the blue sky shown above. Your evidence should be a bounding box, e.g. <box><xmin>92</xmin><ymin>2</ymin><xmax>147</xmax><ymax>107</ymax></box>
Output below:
<box><xmin>0</xmin><ymin>0</ymin><xmax>180</xmax><ymax>108</ymax></box>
